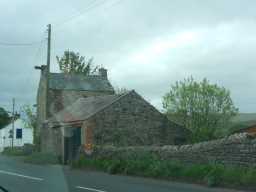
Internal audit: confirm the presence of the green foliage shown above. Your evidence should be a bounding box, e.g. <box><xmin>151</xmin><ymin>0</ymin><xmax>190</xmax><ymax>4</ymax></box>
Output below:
<box><xmin>240</xmin><ymin>169</ymin><xmax>256</xmax><ymax>186</ymax></box>
<box><xmin>21</xmin><ymin>105</ymin><xmax>39</xmax><ymax>150</ymax></box>
<box><xmin>0</xmin><ymin>107</ymin><xmax>10</xmax><ymax>129</ymax></box>
<box><xmin>205</xmin><ymin>165</ymin><xmax>224</xmax><ymax>187</ymax></box>
<box><xmin>163</xmin><ymin>77</ymin><xmax>238</xmax><ymax>142</ymax></box>
<box><xmin>2</xmin><ymin>147</ymin><xmax>26</xmax><ymax>156</ymax></box>
<box><xmin>73</xmin><ymin>154</ymin><xmax>256</xmax><ymax>188</ymax></box>
<box><xmin>21</xmin><ymin>105</ymin><xmax>36</xmax><ymax>129</ymax></box>
<box><xmin>24</xmin><ymin>152</ymin><xmax>59</xmax><ymax>165</ymax></box>
<box><xmin>2</xmin><ymin>144</ymin><xmax>34</xmax><ymax>156</ymax></box>
<box><xmin>56</xmin><ymin>50</ymin><xmax>97</xmax><ymax>75</ymax></box>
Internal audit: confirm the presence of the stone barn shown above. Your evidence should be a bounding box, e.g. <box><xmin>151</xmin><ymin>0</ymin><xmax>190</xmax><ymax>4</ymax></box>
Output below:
<box><xmin>46</xmin><ymin>90</ymin><xmax>190</xmax><ymax>163</ymax></box>
<box><xmin>36</xmin><ymin>67</ymin><xmax>114</xmax><ymax>154</ymax></box>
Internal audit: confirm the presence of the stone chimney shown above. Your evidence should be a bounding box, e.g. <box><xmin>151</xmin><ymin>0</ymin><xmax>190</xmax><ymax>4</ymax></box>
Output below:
<box><xmin>99</xmin><ymin>68</ymin><xmax>107</xmax><ymax>79</ymax></box>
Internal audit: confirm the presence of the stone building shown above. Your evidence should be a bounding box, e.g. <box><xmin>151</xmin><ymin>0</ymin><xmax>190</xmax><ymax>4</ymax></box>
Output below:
<box><xmin>36</xmin><ymin>67</ymin><xmax>114</xmax><ymax>153</ymax></box>
<box><xmin>36</xmin><ymin>67</ymin><xmax>190</xmax><ymax>163</ymax></box>
<box><xmin>46</xmin><ymin>90</ymin><xmax>190</xmax><ymax>163</ymax></box>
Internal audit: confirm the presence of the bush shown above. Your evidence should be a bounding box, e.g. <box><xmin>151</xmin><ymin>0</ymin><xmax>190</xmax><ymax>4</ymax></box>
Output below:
<box><xmin>3</xmin><ymin>147</ymin><xmax>26</xmax><ymax>156</ymax></box>
<box><xmin>240</xmin><ymin>169</ymin><xmax>256</xmax><ymax>186</ymax></box>
<box><xmin>205</xmin><ymin>165</ymin><xmax>224</xmax><ymax>187</ymax></box>
<box><xmin>2</xmin><ymin>144</ymin><xmax>35</xmax><ymax>156</ymax></box>
<box><xmin>24</xmin><ymin>152</ymin><xmax>59</xmax><ymax>165</ymax></box>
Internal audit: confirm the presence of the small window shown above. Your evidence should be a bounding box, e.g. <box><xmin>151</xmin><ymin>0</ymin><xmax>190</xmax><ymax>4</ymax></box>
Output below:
<box><xmin>16</xmin><ymin>129</ymin><xmax>22</xmax><ymax>139</ymax></box>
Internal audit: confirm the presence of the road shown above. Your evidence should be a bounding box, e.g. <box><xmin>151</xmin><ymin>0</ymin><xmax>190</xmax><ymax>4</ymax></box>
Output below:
<box><xmin>0</xmin><ymin>155</ymin><xmax>244</xmax><ymax>192</ymax></box>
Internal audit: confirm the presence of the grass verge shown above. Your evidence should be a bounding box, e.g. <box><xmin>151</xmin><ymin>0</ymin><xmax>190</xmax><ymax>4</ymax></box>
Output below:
<box><xmin>72</xmin><ymin>154</ymin><xmax>256</xmax><ymax>189</ymax></box>
<box><xmin>23</xmin><ymin>152</ymin><xmax>59</xmax><ymax>165</ymax></box>
<box><xmin>2</xmin><ymin>144</ymin><xmax>34</xmax><ymax>156</ymax></box>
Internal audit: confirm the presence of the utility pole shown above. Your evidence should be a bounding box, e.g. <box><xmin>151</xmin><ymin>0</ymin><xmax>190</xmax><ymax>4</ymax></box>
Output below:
<box><xmin>46</xmin><ymin>24</ymin><xmax>51</xmax><ymax>119</ymax></box>
<box><xmin>11</xmin><ymin>98</ymin><xmax>15</xmax><ymax>149</ymax></box>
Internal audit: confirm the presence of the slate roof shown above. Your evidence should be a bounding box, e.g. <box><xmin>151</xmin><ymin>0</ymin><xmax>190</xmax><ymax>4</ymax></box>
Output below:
<box><xmin>48</xmin><ymin>92</ymin><xmax>132</xmax><ymax>126</ymax></box>
<box><xmin>49</xmin><ymin>73</ymin><xmax>114</xmax><ymax>92</ymax></box>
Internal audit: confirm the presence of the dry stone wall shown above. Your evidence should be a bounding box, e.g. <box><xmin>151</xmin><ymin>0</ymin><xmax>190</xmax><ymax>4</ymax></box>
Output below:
<box><xmin>91</xmin><ymin>133</ymin><xmax>256</xmax><ymax>167</ymax></box>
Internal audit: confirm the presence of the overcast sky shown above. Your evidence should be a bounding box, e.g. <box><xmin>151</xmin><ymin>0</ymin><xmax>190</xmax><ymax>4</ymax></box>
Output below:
<box><xmin>0</xmin><ymin>0</ymin><xmax>256</xmax><ymax>113</ymax></box>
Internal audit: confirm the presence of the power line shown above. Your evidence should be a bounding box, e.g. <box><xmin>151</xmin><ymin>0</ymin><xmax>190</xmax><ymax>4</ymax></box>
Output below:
<box><xmin>33</xmin><ymin>37</ymin><xmax>46</xmax><ymax>66</ymax></box>
<box><xmin>105</xmin><ymin>0</ymin><xmax>123</xmax><ymax>9</ymax></box>
<box><xmin>54</xmin><ymin>0</ymin><xmax>109</xmax><ymax>28</ymax></box>
<box><xmin>0</xmin><ymin>40</ymin><xmax>45</xmax><ymax>47</ymax></box>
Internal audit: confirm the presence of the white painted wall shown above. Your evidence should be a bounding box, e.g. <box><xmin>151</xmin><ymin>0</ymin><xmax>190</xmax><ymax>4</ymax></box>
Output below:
<box><xmin>0</xmin><ymin>119</ymin><xmax>33</xmax><ymax>152</ymax></box>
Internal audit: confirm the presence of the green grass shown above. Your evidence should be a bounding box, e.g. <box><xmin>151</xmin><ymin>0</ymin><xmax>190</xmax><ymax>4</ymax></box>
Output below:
<box><xmin>73</xmin><ymin>154</ymin><xmax>256</xmax><ymax>188</ymax></box>
<box><xmin>2</xmin><ymin>147</ymin><xmax>27</xmax><ymax>156</ymax></box>
<box><xmin>24</xmin><ymin>152</ymin><xmax>59</xmax><ymax>165</ymax></box>
<box><xmin>2</xmin><ymin>145</ymin><xmax>59</xmax><ymax>165</ymax></box>
<box><xmin>2</xmin><ymin>144</ymin><xmax>35</xmax><ymax>156</ymax></box>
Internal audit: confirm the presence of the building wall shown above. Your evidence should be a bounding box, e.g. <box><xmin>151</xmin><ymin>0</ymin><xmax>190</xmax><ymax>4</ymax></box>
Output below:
<box><xmin>40</xmin><ymin>125</ymin><xmax>63</xmax><ymax>157</ymax></box>
<box><xmin>36</xmin><ymin>73</ymin><xmax>47</xmax><ymax>133</ymax></box>
<box><xmin>0</xmin><ymin>119</ymin><xmax>33</xmax><ymax>152</ymax></box>
<box><xmin>37</xmin><ymin>75</ymin><xmax>114</xmax><ymax>154</ymax></box>
<box><xmin>83</xmin><ymin>91</ymin><xmax>189</xmax><ymax>147</ymax></box>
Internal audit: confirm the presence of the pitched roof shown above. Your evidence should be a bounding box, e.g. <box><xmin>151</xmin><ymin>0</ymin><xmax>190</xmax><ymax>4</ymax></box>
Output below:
<box><xmin>233</xmin><ymin>124</ymin><xmax>256</xmax><ymax>134</ymax></box>
<box><xmin>49</xmin><ymin>73</ymin><xmax>114</xmax><ymax>92</ymax></box>
<box><xmin>48</xmin><ymin>92</ymin><xmax>132</xmax><ymax>126</ymax></box>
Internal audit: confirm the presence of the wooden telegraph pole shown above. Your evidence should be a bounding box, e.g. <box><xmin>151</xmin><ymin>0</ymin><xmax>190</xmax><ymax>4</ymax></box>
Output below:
<box><xmin>46</xmin><ymin>24</ymin><xmax>51</xmax><ymax>118</ymax></box>
<box><xmin>11</xmin><ymin>98</ymin><xmax>15</xmax><ymax>149</ymax></box>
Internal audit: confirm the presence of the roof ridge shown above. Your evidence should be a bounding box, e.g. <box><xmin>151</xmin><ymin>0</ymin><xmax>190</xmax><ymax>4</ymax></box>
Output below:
<box><xmin>82</xmin><ymin>90</ymin><xmax>134</xmax><ymax>120</ymax></box>
<box><xmin>50</xmin><ymin>72</ymin><xmax>101</xmax><ymax>78</ymax></box>
<box><xmin>48</xmin><ymin>90</ymin><xmax>135</xmax><ymax>126</ymax></box>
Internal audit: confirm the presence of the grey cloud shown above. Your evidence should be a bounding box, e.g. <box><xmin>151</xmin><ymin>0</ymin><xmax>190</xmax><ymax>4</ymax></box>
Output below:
<box><xmin>0</xmin><ymin>0</ymin><xmax>256</xmax><ymax>113</ymax></box>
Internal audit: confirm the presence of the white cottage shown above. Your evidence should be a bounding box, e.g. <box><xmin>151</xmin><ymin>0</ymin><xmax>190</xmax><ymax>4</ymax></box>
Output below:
<box><xmin>0</xmin><ymin>119</ymin><xmax>33</xmax><ymax>152</ymax></box>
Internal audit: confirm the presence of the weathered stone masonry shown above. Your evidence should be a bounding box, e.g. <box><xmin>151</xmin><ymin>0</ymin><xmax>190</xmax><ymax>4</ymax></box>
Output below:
<box><xmin>83</xmin><ymin>91</ymin><xmax>190</xmax><ymax>146</ymax></box>
<box><xmin>91</xmin><ymin>133</ymin><xmax>256</xmax><ymax>168</ymax></box>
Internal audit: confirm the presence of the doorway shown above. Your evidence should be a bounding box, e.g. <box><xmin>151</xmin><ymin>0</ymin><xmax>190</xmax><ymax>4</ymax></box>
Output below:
<box><xmin>64</xmin><ymin>127</ymin><xmax>81</xmax><ymax>164</ymax></box>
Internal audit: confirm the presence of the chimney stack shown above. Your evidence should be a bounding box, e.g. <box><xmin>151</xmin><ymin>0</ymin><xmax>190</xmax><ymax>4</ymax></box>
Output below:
<box><xmin>99</xmin><ymin>68</ymin><xmax>107</xmax><ymax>79</ymax></box>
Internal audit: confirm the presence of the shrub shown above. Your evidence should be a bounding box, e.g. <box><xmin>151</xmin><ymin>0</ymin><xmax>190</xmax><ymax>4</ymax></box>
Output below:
<box><xmin>205</xmin><ymin>165</ymin><xmax>224</xmax><ymax>187</ymax></box>
<box><xmin>2</xmin><ymin>147</ymin><xmax>25</xmax><ymax>156</ymax></box>
<box><xmin>181</xmin><ymin>164</ymin><xmax>211</xmax><ymax>181</ymax></box>
<box><xmin>240</xmin><ymin>169</ymin><xmax>256</xmax><ymax>186</ymax></box>
<box><xmin>2</xmin><ymin>144</ymin><xmax>35</xmax><ymax>156</ymax></box>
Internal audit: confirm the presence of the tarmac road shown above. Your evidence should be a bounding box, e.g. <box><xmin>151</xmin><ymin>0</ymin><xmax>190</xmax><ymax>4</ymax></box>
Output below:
<box><xmin>0</xmin><ymin>155</ymin><xmax>245</xmax><ymax>192</ymax></box>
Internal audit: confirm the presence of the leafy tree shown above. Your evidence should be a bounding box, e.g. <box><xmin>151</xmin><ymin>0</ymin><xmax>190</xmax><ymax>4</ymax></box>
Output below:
<box><xmin>21</xmin><ymin>105</ymin><xmax>39</xmax><ymax>149</ymax></box>
<box><xmin>0</xmin><ymin>107</ymin><xmax>10</xmax><ymax>129</ymax></box>
<box><xmin>56</xmin><ymin>50</ymin><xmax>98</xmax><ymax>75</ymax></box>
<box><xmin>163</xmin><ymin>77</ymin><xmax>238</xmax><ymax>142</ymax></box>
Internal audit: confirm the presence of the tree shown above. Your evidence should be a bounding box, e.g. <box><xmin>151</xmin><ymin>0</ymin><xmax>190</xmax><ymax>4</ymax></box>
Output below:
<box><xmin>56</xmin><ymin>50</ymin><xmax>98</xmax><ymax>75</ymax></box>
<box><xmin>0</xmin><ymin>107</ymin><xmax>10</xmax><ymax>129</ymax></box>
<box><xmin>163</xmin><ymin>77</ymin><xmax>238</xmax><ymax>142</ymax></box>
<box><xmin>21</xmin><ymin>105</ymin><xmax>39</xmax><ymax>149</ymax></box>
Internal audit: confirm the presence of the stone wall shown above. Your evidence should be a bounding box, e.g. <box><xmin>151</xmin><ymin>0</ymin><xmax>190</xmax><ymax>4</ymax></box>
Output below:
<box><xmin>86</xmin><ymin>91</ymin><xmax>190</xmax><ymax>146</ymax></box>
<box><xmin>91</xmin><ymin>133</ymin><xmax>256</xmax><ymax>168</ymax></box>
<box><xmin>40</xmin><ymin>123</ymin><xmax>62</xmax><ymax>156</ymax></box>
